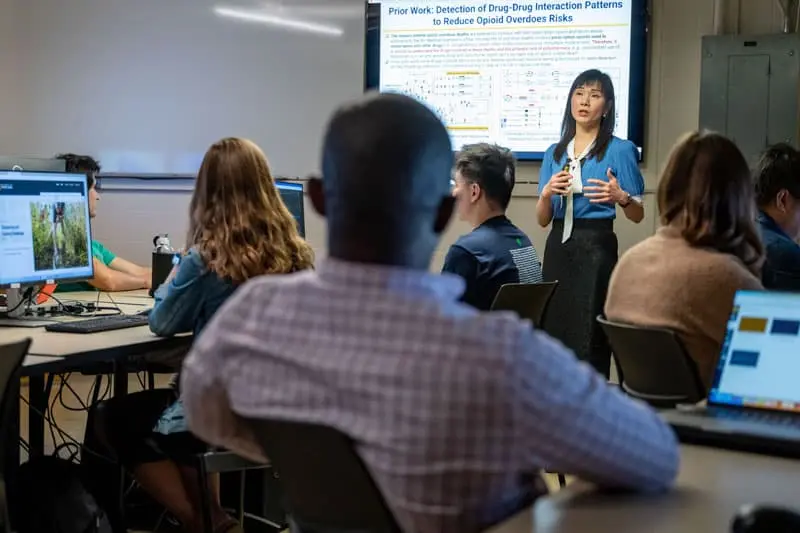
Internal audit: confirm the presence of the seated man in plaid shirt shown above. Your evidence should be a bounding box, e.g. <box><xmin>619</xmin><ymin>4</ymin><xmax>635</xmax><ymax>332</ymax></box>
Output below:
<box><xmin>181</xmin><ymin>93</ymin><xmax>680</xmax><ymax>533</ymax></box>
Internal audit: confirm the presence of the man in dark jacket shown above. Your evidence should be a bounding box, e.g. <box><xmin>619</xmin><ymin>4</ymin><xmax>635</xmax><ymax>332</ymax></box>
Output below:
<box><xmin>754</xmin><ymin>143</ymin><xmax>800</xmax><ymax>291</ymax></box>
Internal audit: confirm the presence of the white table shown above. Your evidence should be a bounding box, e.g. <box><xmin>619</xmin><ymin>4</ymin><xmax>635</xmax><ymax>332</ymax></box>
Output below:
<box><xmin>488</xmin><ymin>445</ymin><xmax>800</xmax><ymax>533</ymax></box>
<box><xmin>4</xmin><ymin>290</ymin><xmax>179</xmax><ymax>361</ymax></box>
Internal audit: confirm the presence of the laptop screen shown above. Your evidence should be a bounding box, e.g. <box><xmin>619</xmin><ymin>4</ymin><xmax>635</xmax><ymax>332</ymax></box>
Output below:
<box><xmin>709</xmin><ymin>290</ymin><xmax>800</xmax><ymax>412</ymax></box>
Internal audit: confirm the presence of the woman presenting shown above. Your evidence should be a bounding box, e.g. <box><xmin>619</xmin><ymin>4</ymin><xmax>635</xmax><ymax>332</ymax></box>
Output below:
<box><xmin>536</xmin><ymin>69</ymin><xmax>645</xmax><ymax>378</ymax></box>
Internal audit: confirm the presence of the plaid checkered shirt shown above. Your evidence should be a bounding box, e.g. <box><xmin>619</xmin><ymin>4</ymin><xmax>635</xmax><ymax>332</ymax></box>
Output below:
<box><xmin>182</xmin><ymin>258</ymin><xmax>679</xmax><ymax>532</ymax></box>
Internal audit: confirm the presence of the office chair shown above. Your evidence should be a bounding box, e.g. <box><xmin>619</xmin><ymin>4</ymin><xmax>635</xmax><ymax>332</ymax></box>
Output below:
<box><xmin>490</xmin><ymin>281</ymin><xmax>559</xmax><ymax>328</ymax></box>
<box><xmin>490</xmin><ymin>283</ymin><xmax>564</xmax><ymax>485</ymax></box>
<box><xmin>195</xmin><ymin>450</ymin><xmax>278</xmax><ymax>533</ymax></box>
<box><xmin>597</xmin><ymin>316</ymin><xmax>707</xmax><ymax>408</ymax></box>
<box><xmin>247</xmin><ymin>418</ymin><xmax>402</xmax><ymax>533</ymax></box>
<box><xmin>87</xmin><ymin>389</ymin><xmax>274</xmax><ymax>533</ymax></box>
<box><xmin>0</xmin><ymin>338</ymin><xmax>33</xmax><ymax>533</ymax></box>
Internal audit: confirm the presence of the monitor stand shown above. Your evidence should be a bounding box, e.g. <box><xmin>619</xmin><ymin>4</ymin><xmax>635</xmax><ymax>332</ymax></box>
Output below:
<box><xmin>0</xmin><ymin>286</ymin><xmax>62</xmax><ymax>327</ymax></box>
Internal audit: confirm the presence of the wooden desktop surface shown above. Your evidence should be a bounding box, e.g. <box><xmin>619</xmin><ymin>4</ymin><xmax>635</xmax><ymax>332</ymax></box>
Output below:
<box><xmin>489</xmin><ymin>444</ymin><xmax>800</xmax><ymax>533</ymax></box>
<box><xmin>4</xmin><ymin>290</ymin><xmax>177</xmax><ymax>367</ymax></box>
<box><xmin>64</xmin><ymin>289</ymin><xmax>152</xmax><ymax>305</ymax></box>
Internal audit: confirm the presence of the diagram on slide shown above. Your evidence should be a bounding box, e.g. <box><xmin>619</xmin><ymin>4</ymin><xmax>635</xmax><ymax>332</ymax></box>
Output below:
<box><xmin>384</xmin><ymin>71</ymin><xmax>492</xmax><ymax>129</ymax></box>
<box><xmin>376</xmin><ymin>0</ymin><xmax>636</xmax><ymax>154</ymax></box>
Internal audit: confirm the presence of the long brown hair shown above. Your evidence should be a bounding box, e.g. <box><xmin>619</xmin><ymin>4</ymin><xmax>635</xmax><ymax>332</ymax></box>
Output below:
<box><xmin>658</xmin><ymin>131</ymin><xmax>763</xmax><ymax>275</ymax></box>
<box><xmin>187</xmin><ymin>137</ymin><xmax>314</xmax><ymax>283</ymax></box>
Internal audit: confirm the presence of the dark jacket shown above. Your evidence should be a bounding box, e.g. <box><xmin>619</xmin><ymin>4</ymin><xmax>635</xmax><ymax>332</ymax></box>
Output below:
<box><xmin>758</xmin><ymin>211</ymin><xmax>800</xmax><ymax>291</ymax></box>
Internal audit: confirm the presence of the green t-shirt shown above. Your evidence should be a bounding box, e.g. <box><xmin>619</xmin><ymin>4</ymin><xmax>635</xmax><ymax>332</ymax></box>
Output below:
<box><xmin>56</xmin><ymin>240</ymin><xmax>117</xmax><ymax>292</ymax></box>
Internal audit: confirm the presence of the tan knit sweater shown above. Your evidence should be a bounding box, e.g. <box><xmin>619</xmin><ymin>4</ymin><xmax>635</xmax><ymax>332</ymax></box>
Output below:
<box><xmin>605</xmin><ymin>226</ymin><xmax>764</xmax><ymax>389</ymax></box>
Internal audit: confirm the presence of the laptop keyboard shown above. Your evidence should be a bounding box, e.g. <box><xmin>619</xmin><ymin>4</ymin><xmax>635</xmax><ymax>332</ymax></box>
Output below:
<box><xmin>706</xmin><ymin>407</ymin><xmax>800</xmax><ymax>428</ymax></box>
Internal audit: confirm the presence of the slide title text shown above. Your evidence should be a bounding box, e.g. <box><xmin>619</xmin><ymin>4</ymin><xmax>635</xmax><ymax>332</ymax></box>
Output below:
<box><xmin>388</xmin><ymin>2</ymin><xmax>624</xmax><ymax>26</ymax></box>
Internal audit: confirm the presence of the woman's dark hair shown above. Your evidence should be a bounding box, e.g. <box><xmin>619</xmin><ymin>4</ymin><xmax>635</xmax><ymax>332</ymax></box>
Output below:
<box><xmin>753</xmin><ymin>143</ymin><xmax>800</xmax><ymax>206</ymax></box>
<box><xmin>658</xmin><ymin>131</ymin><xmax>764</xmax><ymax>276</ymax></box>
<box><xmin>553</xmin><ymin>69</ymin><xmax>616</xmax><ymax>162</ymax></box>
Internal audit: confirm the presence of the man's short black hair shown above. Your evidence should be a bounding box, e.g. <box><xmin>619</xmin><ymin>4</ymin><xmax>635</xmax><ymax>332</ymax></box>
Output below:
<box><xmin>754</xmin><ymin>143</ymin><xmax>800</xmax><ymax>206</ymax></box>
<box><xmin>455</xmin><ymin>143</ymin><xmax>516</xmax><ymax>210</ymax></box>
<box><xmin>56</xmin><ymin>153</ymin><xmax>100</xmax><ymax>188</ymax></box>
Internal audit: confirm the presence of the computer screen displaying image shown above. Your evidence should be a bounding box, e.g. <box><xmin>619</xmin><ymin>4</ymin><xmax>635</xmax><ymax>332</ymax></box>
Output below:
<box><xmin>0</xmin><ymin>170</ymin><xmax>94</xmax><ymax>287</ymax></box>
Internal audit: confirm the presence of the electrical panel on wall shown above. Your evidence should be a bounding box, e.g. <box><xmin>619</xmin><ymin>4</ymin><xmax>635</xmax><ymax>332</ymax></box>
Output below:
<box><xmin>700</xmin><ymin>34</ymin><xmax>800</xmax><ymax>164</ymax></box>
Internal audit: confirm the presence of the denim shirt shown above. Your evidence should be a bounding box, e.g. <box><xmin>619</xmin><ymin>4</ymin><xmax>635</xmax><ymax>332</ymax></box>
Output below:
<box><xmin>149</xmin><ymin>248</ymin><xmax>237</xmax><ymax>435</ymax></box>
<box><xmin>758</xmin><ymin>211</ymin><xmax>800</xmax><ymax>291</ymax></box>
<box><xmin>148</xmin><ymin>248</ymin><xmax>236</xmax><ymax>338</ymax></box>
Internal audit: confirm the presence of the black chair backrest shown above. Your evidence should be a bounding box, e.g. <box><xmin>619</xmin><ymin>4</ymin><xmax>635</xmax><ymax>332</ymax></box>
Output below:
<box><xmin>490</xmin><ymin>281</ymin><xmax>558</xmax><ymax>328</ymax></box>
<box><xmin>597</xmin><ymin>316</ymin><xmax>706</xmax><ymax>407</ymax></box>
<box><xmin>247</xmin><ymin>419</ymin><xmax>401</xmax><ymax>533</ymax></box>
<box><xmin>0</xmin><ymin>339</ymin><xmax>31</xmax><ymax>473</ymax></box>
<box><xmin>0</xmin><ymin>339</ymin><xmax>31</xmax><ymax>533</ymax></box>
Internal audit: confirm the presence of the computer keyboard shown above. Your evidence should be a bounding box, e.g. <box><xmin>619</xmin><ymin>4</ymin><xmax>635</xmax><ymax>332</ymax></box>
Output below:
<box><xmin>45</xmin><ymin>314</ymin><xmax>149</xmax><ymax>334</ymax></box>
<box><xmin>705</xmin><ymin>406</ymin><xmax>800</xmax><ymax>428</ymax></box>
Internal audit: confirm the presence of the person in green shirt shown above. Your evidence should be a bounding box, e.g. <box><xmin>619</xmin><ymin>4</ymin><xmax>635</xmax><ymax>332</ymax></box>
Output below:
<box><xmin>56</xmin><ymin>154</ymin><xmax>152</xmax><ymax>292</ymax></box>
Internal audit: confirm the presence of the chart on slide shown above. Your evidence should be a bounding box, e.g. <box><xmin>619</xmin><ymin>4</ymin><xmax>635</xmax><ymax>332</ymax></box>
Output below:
<box><xmin>497</xmin><ymin>67</ymin><xmax>622</xmax><ymax>146</ymax></box>
<box><xmin>371</xmin><ymin>0</ymin><xmax>641</xmax><ymax>156</ymax></box>
<box><xmin>384</xmin><ymin>71</ymin><xmax>493</xmax><ymax>129</ymax></box>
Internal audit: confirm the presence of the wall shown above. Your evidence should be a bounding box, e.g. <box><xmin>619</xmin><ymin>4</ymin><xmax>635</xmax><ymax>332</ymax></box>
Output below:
<box><xmin>0</xmin><ymin>0</ymin><xmax>23</xmax><ymax>154</ymax></box>
<box><xmin>5</xmin><ymin>0</ymin><xmax>790</xmax><ymax>267</ymax></box>
<box><xmin>10</xmin><ymin>0</ymin><xmax>364</xmax><ymax>177</ymax></box>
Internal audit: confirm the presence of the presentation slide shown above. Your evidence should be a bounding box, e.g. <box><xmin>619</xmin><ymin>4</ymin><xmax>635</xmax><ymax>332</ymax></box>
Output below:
<box><xmin>711</xmin><ymin>291</ymin><xmax>800</xmax><ymax>411</ymax></box>
<box><xmin>365</xmin><ymin>0</ymin><xmax>647</xmax><ymax>159</ymax></box>
<box><xmin>0</xmin><ymin>172</ymin><xmax>93</xmax><ymax>287</ymax></box>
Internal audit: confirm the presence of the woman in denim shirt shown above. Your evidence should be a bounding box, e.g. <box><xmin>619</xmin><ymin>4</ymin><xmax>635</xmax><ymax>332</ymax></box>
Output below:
<box><xmin>95</xmin><ymin>137</ymin><xmax>314</xmax><ymax>533</ymax></box>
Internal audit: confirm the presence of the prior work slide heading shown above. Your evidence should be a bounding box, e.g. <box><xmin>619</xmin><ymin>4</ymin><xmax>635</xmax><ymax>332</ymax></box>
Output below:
<box><xmin>388</xmin><ymin>2</ymin><xmax>625</xmax><ymax>26</ymax></box>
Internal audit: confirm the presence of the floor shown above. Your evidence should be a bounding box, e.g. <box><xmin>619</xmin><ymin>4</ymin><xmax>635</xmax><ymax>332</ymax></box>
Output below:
<box><xmin>18</xmin><ymin>372</ymin><xmax>172</xmax><ymax>462</ymax></box>
<box><xmin>17</xmin><ymin>372</ymin><xmax>580</xmax><ymax>530</ymax></box>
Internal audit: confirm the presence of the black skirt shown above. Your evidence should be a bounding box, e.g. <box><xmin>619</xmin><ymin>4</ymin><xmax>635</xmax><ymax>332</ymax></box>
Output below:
<box><xmin>541</xmin><ymin>218</ymin><xmax>618</xmax><ymax>378</ymax></box>
<box><xmin>91</xmin><ymin>388</ymin><xmax>207</xmax><ymax>467</ymax></box>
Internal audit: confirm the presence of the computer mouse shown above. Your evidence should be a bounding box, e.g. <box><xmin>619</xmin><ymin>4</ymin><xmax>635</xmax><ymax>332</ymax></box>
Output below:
<box><xmin>732</xmin><ymin>504</ymin><xmax>800</xmax><ymax>533</ymax></box>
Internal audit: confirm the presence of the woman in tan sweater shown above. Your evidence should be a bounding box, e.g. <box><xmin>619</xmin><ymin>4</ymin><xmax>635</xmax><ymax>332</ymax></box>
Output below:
<box><xmin>605</xmin><ymin>131</ymin><xmax>764</xmax><ymax>389</ymax></box>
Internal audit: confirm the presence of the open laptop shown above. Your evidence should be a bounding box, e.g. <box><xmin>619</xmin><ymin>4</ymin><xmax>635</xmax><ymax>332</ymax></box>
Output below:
<box><xmin>662</xmin><ymin>290</ymin><xmax>800</xmax><ymax>457</ymax></box>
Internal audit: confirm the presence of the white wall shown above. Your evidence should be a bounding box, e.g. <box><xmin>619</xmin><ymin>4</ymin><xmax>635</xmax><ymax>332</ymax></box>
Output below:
<box><xmin>10</xmin><ymin>0</ymin><xmax>364</xmax><ymax>177</ymax></box>
<box><xmin>0</xmin><ymin>0</ymin><xmax>23</xmax><ymax>154</ymax></box>
<box><xmin>2</xmin><ymin>0</ymin><xmax>789</xmax><ymax>267</ymax></box>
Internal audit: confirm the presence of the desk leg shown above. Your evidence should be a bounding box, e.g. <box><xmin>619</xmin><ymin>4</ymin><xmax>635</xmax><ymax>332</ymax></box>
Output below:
<box><xmin>27</xmin><ymin>376</ymin><xmax>46</xmax><ymax>457</ymax></box>
<box><xmin>113</xmin><ymin>361</ymin><xmax>128</xmax><ymax>397</ymax></box>
<box><xmin>4</xmin><ymin>380</ymin><xmax>21</xmax><ymax>489</ymax></box>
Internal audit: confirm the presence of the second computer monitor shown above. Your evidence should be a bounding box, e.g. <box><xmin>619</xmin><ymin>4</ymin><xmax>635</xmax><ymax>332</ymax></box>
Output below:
<box><xmin>0</xmin><ymin>157</ymin><xmax>66</xmax><ymax>173</ymax></box>
<box><xmin>276</xmin><ymin>180</ymin><xmax>306</xmax><ymax>237</ymax></box>
<box><xmin>0</xmin><ymin>170</ymin><xmax>94</xmax><ymax>287</ymax></box>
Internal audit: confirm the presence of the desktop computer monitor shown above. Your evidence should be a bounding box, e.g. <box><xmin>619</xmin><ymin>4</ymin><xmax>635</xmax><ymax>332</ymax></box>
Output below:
<box><xmin>276</xmin><ymin>180</ymin><xmax>306</xmax><ymax>237</ymax></box>
<box><xmin>0</xmin><ymin>157</ymin><xmax>66</xmax><ymax>173</ymax></box>
<box><xmin>0</xmin><ymin>170</ymin><xmax>94</xmax><ymax>291</ymax></box>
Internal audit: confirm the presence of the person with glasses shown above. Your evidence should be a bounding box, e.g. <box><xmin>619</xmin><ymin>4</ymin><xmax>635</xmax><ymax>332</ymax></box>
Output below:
<box><xmin>444</xmin><ymin>143</ymin><xmax>542</xmax><ymax>311</ymax></box>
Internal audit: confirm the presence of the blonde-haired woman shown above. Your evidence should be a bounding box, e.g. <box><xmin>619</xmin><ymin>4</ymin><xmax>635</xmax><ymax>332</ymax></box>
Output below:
<box><xmin>93</xmin><ymin>138</ymin><xmax>313</xmax><ymax>533</ymax></box>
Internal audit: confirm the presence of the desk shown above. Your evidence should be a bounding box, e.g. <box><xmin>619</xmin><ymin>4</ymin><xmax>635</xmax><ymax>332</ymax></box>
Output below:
<box><xmin>60</xmin><ymin>289</ymin><xmax>152</xmax><ymax>306</ymax></box>
<box><xmin>488</xmin><ymin>445</ymin><xmax>800</xmax><ymax>533</ymax></box>
<box><xmin>23</xmin><ymin>355</ymin><xmax>63</xmax><ymax>368</ymax></box>
<box><xmin>6</xmin><ymin>290</ymin><xmax>177</xmax><ymax>365</ymax></box>
<box><xmin>5</xmin><ymin>290</ymin><xmax>191</xmax><ymax>463</ymax></box>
